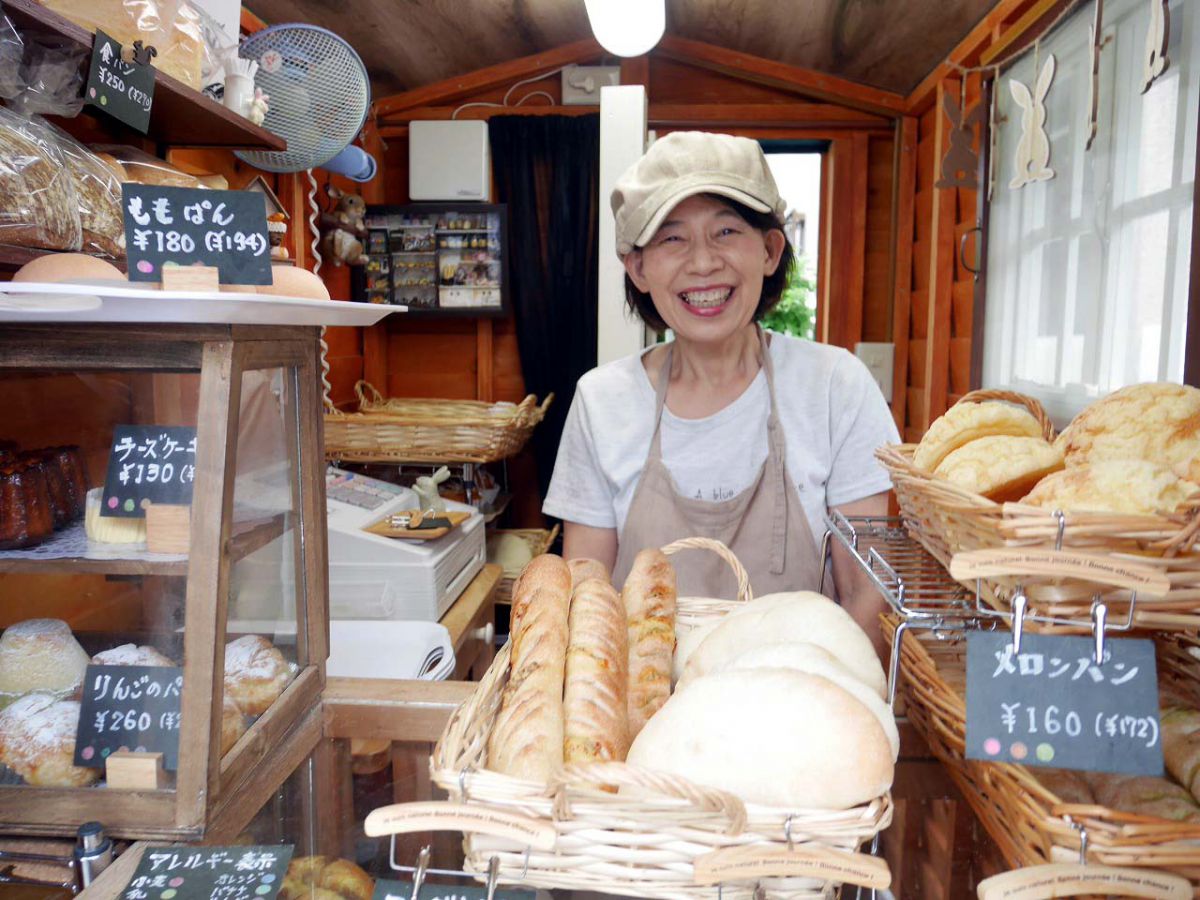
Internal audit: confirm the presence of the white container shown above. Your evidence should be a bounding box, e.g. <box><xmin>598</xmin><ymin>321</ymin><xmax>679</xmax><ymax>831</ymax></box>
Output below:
<box><xmin>223</xmin><ymin>73</ymin><xmax>253</xmax><ymax>116</ymax></box>
<box><xmin>327</xmin><ymin>620</ymin><xmax>455</xmax><ymax>681</ymax></box>
<box><xmin>409</xmin><ymin>120</ymin><xmax>492</xmax><ymax>201</ymax></box>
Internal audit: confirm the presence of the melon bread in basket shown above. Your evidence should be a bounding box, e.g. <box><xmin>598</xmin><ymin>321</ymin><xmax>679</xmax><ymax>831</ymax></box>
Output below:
<box><xmin>371</xmin><ymin>539</ymin><xmax>897</xmax><ymax>899</ymax></box>
<box><xmin>882</xmin><ymin>613</ymin><xmax>1200</xmax><ymax>889</ymax></box>
<box><xmin>324</xmin><ymin>380</ymin><xmax>553</xmax><ymax>464</ymax></box>
<box><xmin>878</xmin><ymin>385</ymin><xmax>1200</xmax><ymax>631</ymax></box>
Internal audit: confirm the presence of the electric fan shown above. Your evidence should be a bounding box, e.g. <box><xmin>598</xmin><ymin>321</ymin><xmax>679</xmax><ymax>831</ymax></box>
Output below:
<box><xmin>234</xmin><ymin>24</ymin><xmax>371</xmax><ymax>174</ymax></box>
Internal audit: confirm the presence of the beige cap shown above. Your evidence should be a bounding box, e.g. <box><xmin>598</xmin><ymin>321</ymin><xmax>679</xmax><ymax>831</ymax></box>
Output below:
<box><xmin>612</xmin><ymin>131</ymin><xmax>786</xmax><ymax>257</ymax></box>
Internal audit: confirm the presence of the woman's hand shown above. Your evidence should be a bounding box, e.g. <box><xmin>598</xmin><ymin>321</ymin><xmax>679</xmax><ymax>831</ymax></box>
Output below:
<box><xmin>829</xmin><ymin>492</ymin><xmax>891</xmax><ymax>661</ymax></box>
<box><xmin>562</xmin><ymin>521</ymin><xmax>618</xmax><ymax>572</ymax></box>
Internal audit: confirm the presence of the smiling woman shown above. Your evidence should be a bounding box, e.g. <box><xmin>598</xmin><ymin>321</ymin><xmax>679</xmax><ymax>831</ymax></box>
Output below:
<box><xmin>543</xmin><ymin>131</ymin><xmax>899</xmax><ymax>636</ymax></box>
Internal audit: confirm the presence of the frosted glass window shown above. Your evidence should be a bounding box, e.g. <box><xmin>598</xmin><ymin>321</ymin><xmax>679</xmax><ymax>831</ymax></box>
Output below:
<box><xmin>983</xmin><ymin>0</ymin><xmax>1197</xmax><ymax>425</ymax></box>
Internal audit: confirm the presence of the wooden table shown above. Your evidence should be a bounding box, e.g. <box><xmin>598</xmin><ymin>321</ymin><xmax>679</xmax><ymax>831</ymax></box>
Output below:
<box><xmin>439</xmin><ymin>563</ymin><xmax>501</xmax><ymax>681</ymax></box>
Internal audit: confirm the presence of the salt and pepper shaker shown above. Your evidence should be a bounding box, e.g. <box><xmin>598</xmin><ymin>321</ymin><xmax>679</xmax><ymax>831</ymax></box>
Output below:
<box><xmin>74</xmin><ymin>821</ymin><xmax>113</xmax><ymax>889</ymax></box>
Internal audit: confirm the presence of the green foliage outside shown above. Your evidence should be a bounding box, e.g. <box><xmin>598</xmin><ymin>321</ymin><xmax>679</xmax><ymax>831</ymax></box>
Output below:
<box><xmin>761</xmin><ymin>255</ymin><xmax>816</xmax><ymax>341</ymax></box>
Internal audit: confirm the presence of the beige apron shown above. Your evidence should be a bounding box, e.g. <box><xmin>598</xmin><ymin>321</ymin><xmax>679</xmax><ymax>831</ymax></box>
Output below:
<box><xmin>611</xmin><ymin>326</ymin><xmax>823</xmax><ymax>598</ymax></box>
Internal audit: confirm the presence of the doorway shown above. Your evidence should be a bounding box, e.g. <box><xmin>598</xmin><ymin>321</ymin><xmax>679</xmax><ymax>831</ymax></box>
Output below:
<box><xmin>762</xmin><ymin>146</ymin><xmax>824</xmax><ymax>341</ymax></box>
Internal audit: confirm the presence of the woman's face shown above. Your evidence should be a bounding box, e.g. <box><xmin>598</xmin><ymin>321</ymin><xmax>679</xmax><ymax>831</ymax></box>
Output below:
<box><xmin>624</xmin><ymin>194</ymin><xmax>786</xmax><ymax>345</ymax></box>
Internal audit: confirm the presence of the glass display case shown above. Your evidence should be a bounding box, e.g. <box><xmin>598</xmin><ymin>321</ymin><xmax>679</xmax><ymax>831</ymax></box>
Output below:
<box><xmin>0</xmin><ymin>323</ymin><xmax>329</xmax><ymax>840</ymax></box>
<box><xmin>361</xmin><ymin>204</ymin><xmax>509</xmax><ymax>315</ymax></box>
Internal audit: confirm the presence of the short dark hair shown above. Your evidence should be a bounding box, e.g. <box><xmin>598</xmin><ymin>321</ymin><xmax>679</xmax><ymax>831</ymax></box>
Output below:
<box><xmin>623</xmin><ymin>194</ymin><xmax>795</xmax><ymax>335</ymax></box>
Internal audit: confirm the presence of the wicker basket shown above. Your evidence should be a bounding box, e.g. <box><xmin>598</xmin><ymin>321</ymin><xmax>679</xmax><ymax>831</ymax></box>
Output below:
<box><xmin>882</xmin><ymin>614</ymin><xmax>1200</xmax><ymax>882</ymax></box>
<box><xmin>489</xmin><ymin>526</ymin><xmax>560</xmax><ymax>605</ymax></box>
<box><xmin>324</xmin><ymin>381</ymin><xmax>552</xmax><ymax>464</ymax></box>
<box><xmin>879</xmin><ymin>389</ymin><xmax>1200</xmax><ymax>630</ymax></box>
<box><xmin>430</xmin><ymin>538</ymin><xmax>894</xmax><ymax>899</ymax></box>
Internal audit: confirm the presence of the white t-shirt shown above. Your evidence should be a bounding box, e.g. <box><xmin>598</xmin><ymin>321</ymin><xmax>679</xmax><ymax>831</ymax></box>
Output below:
<box><xmin>542</xmin><ymin>332</ymin><xmax>900</xmax><ymax>548</ymax></box>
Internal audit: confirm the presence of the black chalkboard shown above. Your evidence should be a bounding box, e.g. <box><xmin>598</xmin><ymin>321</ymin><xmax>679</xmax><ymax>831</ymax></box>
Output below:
<box><xmin>74</xmin><ymin>664</ymin><xmax>184</xmax><ymax>770</ymax></box>
<box><xmin>372</xmin><ymin>880</ymin><xmax>534</xmax><ymax>900</ymax></box>
<box><xmin>100</xmin><ymin>425</ymin><xmax>197</xmax><ymax>518</ymax></box>
<box><xmin>85</xmin><ymin>30</ymin><xmax>155</xmax><ymax>134</ymax></box>
<box><xmin>965</xmin><ymin>631</ymin><xmax>1163</xmax><ymax>775</ymax></box>
<box><xmin>119</xmin><ymin>846</ymin><xmax>293</xmax><ymax>900</ymax></box>
<box><xmin>122</xmin><ymin>184</ymin><xmax>273</xmax><ymax>285</ymax></box>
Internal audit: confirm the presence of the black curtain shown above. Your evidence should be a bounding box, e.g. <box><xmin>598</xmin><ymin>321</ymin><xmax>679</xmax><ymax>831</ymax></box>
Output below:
<box><xmin>490</xmin><ymin>115</ymin><xmax>601</xmax><ymax>500</ymax></box>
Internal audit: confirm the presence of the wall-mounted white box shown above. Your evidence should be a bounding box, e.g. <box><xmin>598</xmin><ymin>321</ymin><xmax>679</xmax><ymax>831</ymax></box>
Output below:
<box><xmin>409</xmin><ymin>120</ymin><xmax>492</xmax><ymax>202</ymax></box>
<box><xmin>855</xmin><ymin>342</ymin><xmax>895</xmax><ymax>402</ymax></box>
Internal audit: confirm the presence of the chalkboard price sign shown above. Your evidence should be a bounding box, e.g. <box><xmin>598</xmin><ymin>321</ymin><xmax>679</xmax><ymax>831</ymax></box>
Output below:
<box><xmin>372</xmin><ymin>880</ymin><xmax>534</xmax><ymax>900</ymax></box>
<box><xmin>74</xmin><ymin>664</ymin><xmax>184</xmax><ymax>770</ymax></box>
<box><xmin>119</xmin><ymin>846</ymin><xmax>292</xmax><ymax>900</ymax></box>
<box><xmin>101</xmin><ymin>425</ymin><xmax>197</xmax><ymax>518</ymax></box>
<box><xmin>122</xmin><ymin>184</ymin><xmax>273</xmax><ymax>285</ymax></box>
<box><xmin>965</xmin><ymin>631</ymin><xmax>1163</xmax><ymax>775</ymax></box>
<box><xmin>85</xmin><ymin>30</ymin><xmax>155</xmax><ymax>134</ymax></box>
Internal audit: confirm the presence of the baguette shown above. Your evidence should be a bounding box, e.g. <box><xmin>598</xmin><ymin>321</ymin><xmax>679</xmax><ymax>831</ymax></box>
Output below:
<box><xmin>568</xmin><ymin>557</ymin><xmax>610</xmax><ymax>589</ymax></box>
<box><xmin>486</xmin><ymin>555</ymin><xmax>571</xmax><ymax>782</ymax></box>
<box><xmin>564</xmin><ymin>577</ymin><xmax>628</xmax><ymax>763</ymax></box>
<box><xmin>623</xmin><ymin>548</ymin><xmax>676</xmax><ymax>738</ymax></box>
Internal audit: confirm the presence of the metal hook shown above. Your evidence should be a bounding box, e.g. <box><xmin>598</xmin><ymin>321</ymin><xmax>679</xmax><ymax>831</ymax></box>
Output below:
<box><xmin>519</xmin><ymin>846</ymin><xmax>531</xmax><ymax>882</ymax></box>
<box><xmin>1091</xmin><ymin>601</ymin><xmax>1108</xmax><ymax>666</ymax></box>
<box><xmin>784</xmin><ymin>814</ymin><xmax>794</xmax><ymax>851</ymax></box>
<box><xmin>410</xmin><ymin>847</ymin><xmax>430</xmax><ymax>900</ymax></box>
<box><xmin>458</xmin><ymin>767</ymin><xmax>471</xmax><ymax>802</ymax></box>
<box><xmin>485</xmin><ymin>857</ymin><xmax>499</xmax><ymax>900</ymax></box>
<box><xmin>1011</xmin><ymin>592</ymin><xmax>1028</xmax><ymax>654</ymax></box>
<box><xmin>1054</xmin><ymin>509</ymin><xmax>1067</xmax><ymax>551</ymax></box>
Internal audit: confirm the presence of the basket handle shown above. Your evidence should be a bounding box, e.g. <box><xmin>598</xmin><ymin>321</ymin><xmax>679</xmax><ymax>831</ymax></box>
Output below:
<box><xmin>354</xmin><ymin>380</ymin><xmax>385</xmax><ymax>409</ymax></box>
<box><xmin>955</xmin><ymin>388</ymin><xmax>1056</xmax><ymax>441</ymax></box>
<box><xmin>661</xmin><ymin>537</ymin><xmax>753</xmax><ymax>604</ymax></box>
<box><xmin>548</xmin><ymin>762</ymin><xmax>747</xmax><ymax>836</ymax></box>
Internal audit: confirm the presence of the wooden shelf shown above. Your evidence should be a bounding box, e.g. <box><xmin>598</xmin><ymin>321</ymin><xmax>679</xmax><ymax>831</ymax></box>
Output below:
<box><xmin>4</xmin><ymin>0</ymin><xmax>286</xmax><ymax>152</ymax></box>
<box><xmin>0</xmin><ymin>513</ymin><xmax>286</xmax><ymax>576</ymax></box>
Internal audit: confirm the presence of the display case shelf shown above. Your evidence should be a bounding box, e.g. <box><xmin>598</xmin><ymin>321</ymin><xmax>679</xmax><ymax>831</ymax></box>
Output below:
<box><xmin>3</xmin><ymin>0</ymin><xmax>286</xmax><ymax>152</ymax></box>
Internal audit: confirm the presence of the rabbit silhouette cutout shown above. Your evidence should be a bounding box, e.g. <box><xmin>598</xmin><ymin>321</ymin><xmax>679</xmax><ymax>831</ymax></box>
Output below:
<box><xmin>936</xmin><ymin>92</ymin><xmax>987</xmax><ymax>190</ymax></box>
<box><xmin>1009</xmin><ymin>54</ymin><xmax>1056</xmax><ymax>189</ymax></box>
<box><xmin>413</xmin><ymin>466</ymin><xmax>451</xmax><ymax>514</ymax></box>
<box><xmin>1143</xmin><ymin>0</ymin><xmax>1170</xmax><ymax>93</ymax></box>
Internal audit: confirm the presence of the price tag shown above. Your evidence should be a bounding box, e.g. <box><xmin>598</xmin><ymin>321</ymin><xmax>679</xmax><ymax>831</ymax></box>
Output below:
<box><xmin>74</xmin><ymin>664</ymin><xmax>184</xmax><ymax>770</ymax></box>
<box><xmin>966</xmin><ymin>631</ymin><xmax>1163</xmax><ymax>775</ymax></box>
<box><xmin>101</xmin><ymin>425</ymin><xmax>197</xmax><ymax>518</ymax></box>
<box><xmin>122</xmin><ymin>184</ymin><xmax>273</xmax><ymax>285</ymax></box>
<box><xmin>118</xmin><ymin>846</ymin><xmax>292</xmax><ymax>900</ymax></box>
<box><xmin>85</xmin><ymin>30</ymin><xmax>155</xmax><ymax>133</ymax></box>
<box><xmin>371</xmin><ymin>881</ymin><xmax>534</xmax><ymax>900</ymax></box>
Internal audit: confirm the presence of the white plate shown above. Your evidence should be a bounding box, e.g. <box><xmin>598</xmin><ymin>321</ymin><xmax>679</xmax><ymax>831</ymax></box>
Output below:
<box><xmin>0</xmin><ymin>281</ymin><xmax>404</xmax><ymax>326</ymax></box>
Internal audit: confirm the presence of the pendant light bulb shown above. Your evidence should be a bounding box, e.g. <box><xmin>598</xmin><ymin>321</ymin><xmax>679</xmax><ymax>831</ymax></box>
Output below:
<box><xmin>584</xmin><ymin>0</ymin><xmax>666</xmax><ymax>57</ymax></box>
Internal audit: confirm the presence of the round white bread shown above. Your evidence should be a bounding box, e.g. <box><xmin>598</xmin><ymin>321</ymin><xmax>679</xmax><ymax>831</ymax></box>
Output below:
<box><xmin>720</xmin><ymin>642</ymin><xmax>898</xmax><ymax>758</ymax></box>
<box><xmin>678</xmin><ymin>592</ymin><xmax>886</xmax><ymax>698</ymax></box>
<box><xmin>672</xmin><ymin>617</ymin><xmax>719</xmax><ymax>685</ymax></box>
<box><xmin>0</xmin><ymin>619</ymin><xmax>90</xmax><ymax>697</ymax></box>
<box><xmin>626</xmin><ymin>668</ymin><xmax>894</xmax><ymax>810</ymax></box>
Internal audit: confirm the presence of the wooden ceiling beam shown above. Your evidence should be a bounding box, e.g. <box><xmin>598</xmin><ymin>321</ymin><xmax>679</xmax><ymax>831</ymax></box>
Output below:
<box><xmin>374</xmin><ymin>38</ymin><xmax>605</xmax><ymax>121</ymax></box>
<box><xmin>654</xmin><ymin>35</ymin><xmax>905</xmax><ymax>118</ymax></box>
<box><xmin>904</xmin><ymin>0</ymin><xmax>1051</xmax><ymax>112</ymax></box>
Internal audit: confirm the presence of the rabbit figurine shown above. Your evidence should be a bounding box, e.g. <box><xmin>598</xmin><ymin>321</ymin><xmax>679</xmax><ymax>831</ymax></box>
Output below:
<box><xmin>936</xmin><ymin>91</ymin><xmax>986</xmax><ymax>190</ymax></box>
<box><xmin>1008</xmin><ymin>54</ymin><xmax>1056</xmax><ymax>189</ymax></box>
<box><xmin>413</xmin><ymin>466</ymin><xmax>451</xmax><ymax>514</ymax></box>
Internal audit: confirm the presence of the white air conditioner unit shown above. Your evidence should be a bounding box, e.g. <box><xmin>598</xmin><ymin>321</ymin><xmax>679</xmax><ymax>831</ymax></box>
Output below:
<box><xmin>409</xmin><ymin>120</ymin><xmax>492</xmax><ymax>201</ymax></box>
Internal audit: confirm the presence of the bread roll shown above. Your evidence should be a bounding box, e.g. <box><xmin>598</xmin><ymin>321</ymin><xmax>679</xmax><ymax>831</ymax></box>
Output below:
<box><xmin>278</xmin><ymin>856</ymin><xmax>374</xmax><ymax>900</ymax></box>
<box><xmin>1023</xmin><ymin>459</ymin><xmax>1198</xmax><ymax>515</ymax></box>
<box><xmin>0</xmin><ymin>693</ymin><xmax>98</xmax><ymax>787</ymax></box>
<box><xmin>568</xmin><ymin>557</ymin><xmax>610</xmax><ymax>588</ymax></box>
<box><xmin>223</xmin><ymin>635</ymin><xmax>294</xmax><ymax>716</ymax></box>
<box><xmin>719</xmin><ymin>642</ymin><xmax>898</xmax><ymax>758</ymax></box>
<box><xmin>564</xmin><ymin>577</ymin><xmax>628</xmax><ymax>763</ymax></box>
<box><xmin>1057</xmin><ymin>382</ymin><xmax>1200</xmax><ymax>484</ymax></box>
<box><xmin>0</xmin><ymin>618</ymin><xmax>89</xmax><ymax>698</ymax></box>
<box><xmin>1161</xmin><ymin>707</ymin><xmax>1200</xmax><ymax>803</ymax></box>
<box><xmin>1088</xmin><ymin>772</ymin><xmax>1200</xmax><ymax>822</ymax></box>
<box><xmin>673</xmin><ymin>618</ymin><xmax>719</xmax><ymax>685</ymax></box>
<box><xmin>914</xmin><ymin>400</ymin><xmax>1044</xmax><ymax>471</ymax></box>
<box><xmin>1032</xmin><ymin>767</ymin><xmax>1094</xmax><ymax>805</ymax></box>
<box><xmin>623</xmin><ymin>549</ymin><xmax>676</xmax><ymax>739</ymax></box>
<box><xmin>487</xmin><ymin>554</ymin><xmax>571</xmax><ymax>782</ymax></box>
<box><xmin>92</xmin><ymin>644</ymin><xmax>175</xmax><ymax>667</ymax></box>
<box><xmin>221</xmin><ymin>694</ymin><xmax>246</xmax><ymax>756</ymax></box>
<box><xmin>680</xmin><ymin>592</ymin><xmax>886</xmax><ymax>698</ymax></box>
<box><xmin>13</xmin><ymin>253</ymin><xmax>124</xmax><ymax>284</ymax></box>
<box><xmin>934</xmin><ymin>435</ymin><xmax>1063</xmax><ymax>501</ymax></box>
<box><xmin>627</xmin><ymin>669</ymin><xmax>894</xmax><ymax>809</ymax></box>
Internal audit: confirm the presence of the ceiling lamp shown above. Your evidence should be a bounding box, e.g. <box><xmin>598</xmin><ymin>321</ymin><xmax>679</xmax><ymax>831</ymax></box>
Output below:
<box><xmin>584</xmin><ymin>0</ymin><xmax>665</xmax><ymax>57</ymax></box>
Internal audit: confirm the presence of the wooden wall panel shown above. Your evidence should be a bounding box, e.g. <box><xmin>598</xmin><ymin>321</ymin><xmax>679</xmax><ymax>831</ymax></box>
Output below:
<box><xmin>647</xmin><ymin>57</ymin><xmax>811</xmax><ymax>104</ymax></box>
<box><xmin>864</xmin><ymin>134</ymin><xmax>896</xmax><ymax>343</ymax></box>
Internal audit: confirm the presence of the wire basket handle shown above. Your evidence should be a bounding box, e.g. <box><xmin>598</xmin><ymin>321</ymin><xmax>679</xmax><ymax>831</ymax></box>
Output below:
<box><xmin>661</xmin><ymin>537</ymin><xmax>753</xmax><ymax>605</ymax></box>
<box><xmin>549</xmin><ymin>762</ymin><xmax>748</xmax><ymax>836</ymax></box>
<box><xmin>956</xmin><ymin>388</ymin><xmax>1056</xmax><ymax>441</ymax></box>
